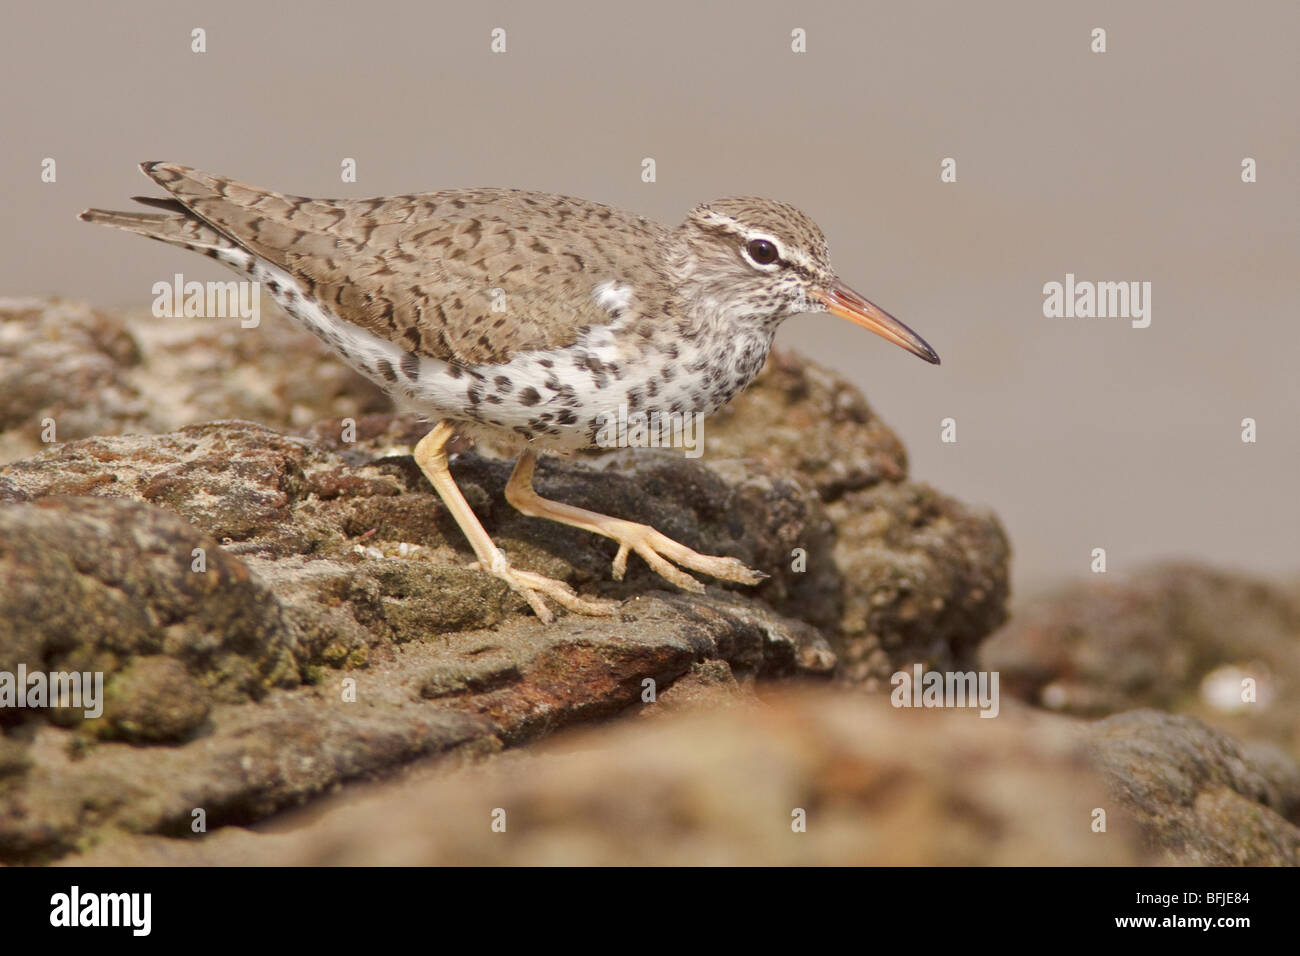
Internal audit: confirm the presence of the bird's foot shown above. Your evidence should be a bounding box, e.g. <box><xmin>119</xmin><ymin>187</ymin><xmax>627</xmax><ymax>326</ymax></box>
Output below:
<box><xmin>469</xmin><ymin>550</ymin><xmax>619</xmax><ymax>624</ymax></box>
<box><xmin>607</xmin><ymin>524</ymin><xmax>768</xmax><ymax>593</ymax></box>
<box><xmin>503</xmin><ymin>450</ymin><xmax>767</xmax><ymax>599</ymax></box>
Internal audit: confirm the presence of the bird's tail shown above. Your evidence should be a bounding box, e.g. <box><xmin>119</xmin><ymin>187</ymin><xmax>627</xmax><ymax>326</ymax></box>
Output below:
<box><xmin>79</xmin><ymin>166</ymin><xmax>238</xmax><ymax>254</ymax></box>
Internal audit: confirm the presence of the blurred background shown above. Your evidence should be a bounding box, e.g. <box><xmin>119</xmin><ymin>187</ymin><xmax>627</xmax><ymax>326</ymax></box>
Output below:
<box><xmin>2</xmin><ymin>0</ymin><xmax>1296</xmax><ymax>600</ymax></box>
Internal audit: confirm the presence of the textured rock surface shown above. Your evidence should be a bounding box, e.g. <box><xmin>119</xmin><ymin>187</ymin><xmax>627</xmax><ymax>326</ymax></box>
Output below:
<box><xmin>4</xmin><ymin>298</ymin><xmax>1009</xmax><ymax>862</ymax></box>
<box><xmin>0</xmin><ymin>423</ymin><xmax>844</xmax><ymax>861</ymax></box>
<box><xmin>0</xmin><ymin>297</ymin><xmax>389</xmax><ymax>464</ymax></box>
<box><xmin>59</xmin><ymin>695</ymin><xmax>1297</xmax><ymax>867</ymax></box>
<box><xmin>829</xmin><ymin>482</ymin><xmax>1010</xmax><ymax>687</ymax></box>
<box><xmin>704</xmin><ymin>346</ymin><xmax>1012</xmax><ymax>683</ymax></box>
<box><xmin>5</xmin><ymin>296</ymin><xmax>1292</xmax><ymax>867</ymax></box>
<box><xmin>982</xmin><ymin>564</ymin><xmax>1300</xmax><ymax>756</ymax></box>
<box><xmin>0</xmin><ymin>496</ymin><xmax>300</xmax><ymax>720</ymax></box>
<box><xmin>59</xmin><ymin>692</ymin><xmax>1147</xmax><ymax>866</ymax></box>
<box><xmin>1091</xmin><ymin>710</ymin><xmax>1300</xmax><ymax>865</ymax></box>
<box><xmin>979</xmin><ymin>567</ymin><xmax>1300</xmax><ymax>864</ymax></box>
<box><xmin>0</xmin><ymin>300</ymin><xmax>149</xmax><ymax>462</ymax></box>
<box><xmin>6</xmin><ymin>591</ymin><xmax>832</xmax><ymax>863</ymax></box>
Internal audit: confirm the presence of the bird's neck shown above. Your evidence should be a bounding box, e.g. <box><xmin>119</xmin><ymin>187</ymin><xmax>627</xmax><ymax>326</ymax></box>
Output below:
<box><xmin>666</xmin><ymin>254</ymin><xmax>780</xmax><ymax>341</ymax></box>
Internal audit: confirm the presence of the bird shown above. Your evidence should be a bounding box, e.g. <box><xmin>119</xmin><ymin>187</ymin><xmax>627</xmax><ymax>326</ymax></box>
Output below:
<box><xmin>81</xmin><ymin>163</ymin><xmax>940</xmax><ymax>622</ymax></box>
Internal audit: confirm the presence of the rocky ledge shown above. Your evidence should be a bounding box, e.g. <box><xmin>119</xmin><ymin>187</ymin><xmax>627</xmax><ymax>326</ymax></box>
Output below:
<box><xmin>0</xmin><ymin>298</ymin><xmax>1296</xmax><ymax>865</ymax></box>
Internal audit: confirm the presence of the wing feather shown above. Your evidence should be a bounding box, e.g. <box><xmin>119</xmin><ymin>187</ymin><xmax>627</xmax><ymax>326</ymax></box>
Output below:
<box><xmin>138</xmin><ymin>163</ymin><xmax>669</xmax><ymax>365</ymax></box>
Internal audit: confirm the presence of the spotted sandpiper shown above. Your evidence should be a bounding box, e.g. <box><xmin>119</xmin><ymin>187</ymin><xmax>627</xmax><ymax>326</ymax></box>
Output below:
<box><xmin>81</xmin><ymin>164</ymin><xmax>940</xmax><ymax>621</ymax></box>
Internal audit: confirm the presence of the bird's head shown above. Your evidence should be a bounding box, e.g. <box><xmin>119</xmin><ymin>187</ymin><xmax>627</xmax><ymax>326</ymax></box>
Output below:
<box><xmin>669</xmin><ymin>197</ymin><xmax>939</xmax><ymax>364</ymax></box>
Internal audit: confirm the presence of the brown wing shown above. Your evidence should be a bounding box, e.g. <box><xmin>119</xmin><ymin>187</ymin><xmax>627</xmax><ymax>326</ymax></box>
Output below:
<box><xmin>140</xmin><ymin>163</ymin><xmax>670</xmax><ymax>365</ymax></box>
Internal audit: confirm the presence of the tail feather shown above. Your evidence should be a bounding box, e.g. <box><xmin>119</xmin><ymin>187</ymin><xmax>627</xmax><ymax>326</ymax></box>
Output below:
<box><xmin>130</xmin><ymin>195</ymin><xmax>189</xmax><ymax>213</ymax></box>
<box><xmin>138</xmin><ymin>161</ymin><xmax>264</xmax><ymax>214</ymax></box>
<box><xmin>136</xmin><ymin>162</ymin><xmax>310</xmax><ymax>260</ymax></box>
<box><xmin>140</xmin><ymin>161</ymin><xmax>222</xmax><ymax>197</ymax></box>
<box><xmin>78</xmin><ymin>206</ymin><xmax>234</xmax><ymax>252</ymax></box>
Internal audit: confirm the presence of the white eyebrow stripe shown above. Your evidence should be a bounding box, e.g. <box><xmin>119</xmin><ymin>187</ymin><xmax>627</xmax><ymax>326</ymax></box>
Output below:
<box><xmin>718</xmin><ymin>217</ymin><xmax>826</xmax><ymax>274</ymax></box>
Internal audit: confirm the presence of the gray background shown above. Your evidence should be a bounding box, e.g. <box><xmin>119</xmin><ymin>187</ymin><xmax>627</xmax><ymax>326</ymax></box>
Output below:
<box><xmin>2</xmin><ymin>0</ymin><xmax>1296</xmax><ymax>599</ymax></box>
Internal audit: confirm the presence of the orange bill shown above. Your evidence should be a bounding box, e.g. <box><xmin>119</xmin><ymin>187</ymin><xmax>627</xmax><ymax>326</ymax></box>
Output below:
<box><xmin>813</xmin><ymin>281</ymin><xmax>940</xmax><ymax>365</ymax></box>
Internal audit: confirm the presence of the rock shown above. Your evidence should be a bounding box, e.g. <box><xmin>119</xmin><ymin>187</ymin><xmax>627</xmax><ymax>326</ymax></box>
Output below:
<box><xmin>637</xmin><ymin>658</ymin><xmax>752</xmax><ymax>716</ymax></box>
<box><xmin>1090</xmin><ymin>710</ymin><xmax>1300</xmax><ymax>865</ymax></box>
<box><xmin>0</xmin><ymin>299</ymin><xmax>150</xmax><ymax>463</ymax></box>
<box><xmin>0</xmin><ymin>420</ymin><xmax>844</xmax><ymax>861</ymax></box>
<box><xmin>0</xmin><ymin>297</ymin><xmax>388</xmax><ymax>464</ymax></box>
<box><xmin>0</xmin><ymin>301</ymin><xmax>1011</xmax><ymax>864</ymax></box>
<box><xmin>982</xmin><ymin>564</ymin><xmax>1300</xmax><ymax>756</ymax></box>
<box><xmin>0</xmin><ymin>736</ymin><xmax>30</xmax><ymax>778</ymax></box>
<box><xmin>57</xmin><ymin>690</ymin><xmax>1146</xmax><ymax>866</ymax></box>
<box><xmin>0</xmin><ymin>595</ymin><xmax>832</xmax><ymax>863</ymax></box>
<box><xmin>54</xmin><ymin>694</ymin><xmax>1300</xmax><ymax>867</ymax></box>
<box><xmin>0</xmin><ymin>420</ymin><xmax>844</xmax><ymax>629</ymax></box>
<box><xmin>983</xmin><ymin>567</ymin><xmax>1300</xmax><ymax>863</ymax></box>
<box><xmin>829</xmin><ymin>482</ymin><xmax>1011</xmax><ymax>687</ymax></box>
<box><xmin>704</xmin><ymin>348</ymin><xmax>908</xmax><ymax>500</ymax></box>
<box><xmin>3</xmin><ymin>687</ymin><xmax>495</xmax><ymax>864</ymax></box>
<box><xmin>0</xmin><ymin>301</ymin><xmax>1007</xmax><ymax>672</ymax></box>
<box><xmin>100</xmin><ymin>657</ymin><xmax>212</xmax><ymax>743</ymax></box>
<box><xmin>0</xmin><ymin>497</ymin><xmax>300</xmax><ymax>717</ymax></box>
<box><xmin>705</xmin><ymin>349</ymin><xmax>1011</xmax><ymax>684</ymax></box>
<box><xmin>0</xmin><ymin>296</ymin><xmax>1291</xmax><ymax>868</ymax></box>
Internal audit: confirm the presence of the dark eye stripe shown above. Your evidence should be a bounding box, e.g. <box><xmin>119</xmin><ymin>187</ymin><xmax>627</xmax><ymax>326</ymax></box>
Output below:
<box><xmin>782</xmin><ymin>257</ymin><xmax>815</xmax><ymax>279</ymax></box>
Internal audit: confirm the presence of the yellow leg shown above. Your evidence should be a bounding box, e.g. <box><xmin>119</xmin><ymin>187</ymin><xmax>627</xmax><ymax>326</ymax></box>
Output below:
<box><xmin>505</xmin><ymin>450</ymin><xmax>766</xmax><ymax>593</ymax></box>
<box><xmin>413</xmin><ymin>422</ymin><xmax>617</xmax><ymax>623</ymax></box>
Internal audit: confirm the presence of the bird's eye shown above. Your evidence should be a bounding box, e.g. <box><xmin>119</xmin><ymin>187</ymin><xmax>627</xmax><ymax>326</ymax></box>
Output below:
<box><xmin>745</xmin><ymin>238</ymin><xmax>779</xmax><ymax>266</ymax></box>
